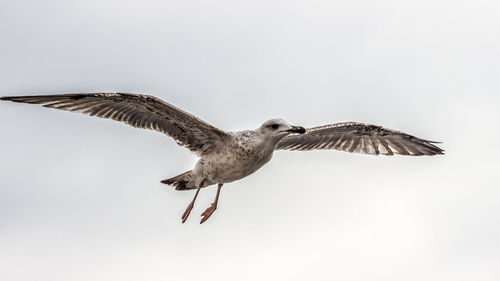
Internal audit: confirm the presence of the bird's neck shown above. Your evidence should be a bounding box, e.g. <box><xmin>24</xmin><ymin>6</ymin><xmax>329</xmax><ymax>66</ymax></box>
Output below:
<box><xmin>257</xmin><ymin>134</ymin><xmax>285</xmax><ymax>152</ymax></box>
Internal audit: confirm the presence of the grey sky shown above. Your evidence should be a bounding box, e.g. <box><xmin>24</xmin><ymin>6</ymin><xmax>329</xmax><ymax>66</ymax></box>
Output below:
<box><xmin>1</xmin><ymin>0</ymin><xmax>499</xmax><ymax>280</ymax></box>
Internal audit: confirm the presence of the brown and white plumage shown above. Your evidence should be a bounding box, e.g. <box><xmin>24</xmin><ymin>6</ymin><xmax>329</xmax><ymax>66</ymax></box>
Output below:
<box><xmin>277</xmin><ymin>122</ymin><xmax>443</xmax><ymax>156</ymax></box>
<box><xmin>1</xmin><ymin>93</ymin><xmax>230</xmax><ymax>156</ymax></box>
<box><xmin>1</xmin><ymin>93</ymin><xmax>444</xmax><ymax>223</ymax></box>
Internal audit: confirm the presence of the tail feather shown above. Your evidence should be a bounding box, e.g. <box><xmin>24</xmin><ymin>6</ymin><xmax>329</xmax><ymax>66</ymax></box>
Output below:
<box><xmin>161</xmin><ymin>171</ymin><xmax>194</xmax><ymax>191</ymax></box>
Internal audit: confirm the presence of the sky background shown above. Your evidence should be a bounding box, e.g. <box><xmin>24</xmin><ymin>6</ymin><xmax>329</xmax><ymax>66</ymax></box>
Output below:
<box><xmin>1</xmin><ymin>0</ymin><xmax>499</xmax><ymax>280</ymax></box>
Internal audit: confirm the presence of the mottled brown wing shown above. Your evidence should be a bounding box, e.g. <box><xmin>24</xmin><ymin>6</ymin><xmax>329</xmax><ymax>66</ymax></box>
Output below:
<box><xmin>276</xmin><ymin>122</ymin><xmax>444</xmax><ymax>156</ymax></box>
<box><xmin>1</xmin><ymin>93</ymin><xmax>230</xmax><ymax>156</ymax></box>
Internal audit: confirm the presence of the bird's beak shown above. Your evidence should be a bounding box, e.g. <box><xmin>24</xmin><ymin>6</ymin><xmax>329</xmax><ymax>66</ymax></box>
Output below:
<box><xmin>287</xmin><ymin>126</ymin><xmax>306</xmax><ymax>134</ymax></box>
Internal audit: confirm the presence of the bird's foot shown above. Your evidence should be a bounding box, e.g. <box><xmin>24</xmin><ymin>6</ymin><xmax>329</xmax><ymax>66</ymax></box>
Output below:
<box><xmin>182</xmin><ymin>202</ymin><xmax>195</xmax><ymax>223</ymax></box>
<box><xmin>200</xmin><ymin>203</ymin><xmax>217</xmax><ymax>224</ymax></box>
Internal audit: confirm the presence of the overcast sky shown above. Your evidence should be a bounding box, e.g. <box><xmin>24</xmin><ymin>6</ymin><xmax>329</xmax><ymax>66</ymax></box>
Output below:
<box><xmin>1</xmin><ymin>0</ymin><xmax>499</xmax><ymax>280</ymax></box>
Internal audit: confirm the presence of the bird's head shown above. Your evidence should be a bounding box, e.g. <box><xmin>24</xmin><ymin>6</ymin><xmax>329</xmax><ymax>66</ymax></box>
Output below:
<box><xmin>258</xmin><ymin>118</ymin><xmax>306</xmax><ymax>139</ymax></box>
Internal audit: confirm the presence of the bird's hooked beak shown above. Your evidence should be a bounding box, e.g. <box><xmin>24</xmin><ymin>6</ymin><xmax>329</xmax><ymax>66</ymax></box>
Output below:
<box><xmin>287</xmin><ymin>126</ymin><xmax>306</xmax><ymax>134</ymax></box>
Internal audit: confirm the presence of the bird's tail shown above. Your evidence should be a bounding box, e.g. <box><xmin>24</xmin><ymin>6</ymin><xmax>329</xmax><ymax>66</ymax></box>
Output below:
<box><xmin>161</xmin><ymin>171</ymin><xmax>196</xmax><ymax>191</ymax></box>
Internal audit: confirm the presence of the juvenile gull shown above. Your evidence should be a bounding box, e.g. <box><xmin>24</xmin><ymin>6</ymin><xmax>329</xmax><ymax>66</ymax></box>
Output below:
<box><xmin>1</xmin><ymin>93</ymin><xmax>444</xmax><ymax>223</ymax></box>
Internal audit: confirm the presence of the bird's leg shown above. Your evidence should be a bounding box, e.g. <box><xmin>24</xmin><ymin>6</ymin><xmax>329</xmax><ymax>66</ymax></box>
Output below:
<box><xmin>200</xmin><ymin>183</ymin><xmax>223</xmax><ymax>224</ymax></box>
<box><xmin>181</xmin><ymin>180</ymin><xmax>204</xmax><ymax>223</ymax></box>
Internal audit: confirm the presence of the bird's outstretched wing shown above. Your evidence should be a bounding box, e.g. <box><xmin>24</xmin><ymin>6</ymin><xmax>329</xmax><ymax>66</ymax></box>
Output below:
<box><xmin>1</xmin><ymin>93</ymin><xmax>230</xmax><ymax>156</ymax></box>
<box><xmin>276</xmin><ymin>122</ymin><xmax>443</xmax><ymax>156</ymax></box>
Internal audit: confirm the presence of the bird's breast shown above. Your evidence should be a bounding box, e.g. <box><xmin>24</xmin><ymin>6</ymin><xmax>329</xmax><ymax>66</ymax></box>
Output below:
<box><xmin>201</xmin><ymin>141</ymin><xmax>274</xmax><ymax>183</ymax></box>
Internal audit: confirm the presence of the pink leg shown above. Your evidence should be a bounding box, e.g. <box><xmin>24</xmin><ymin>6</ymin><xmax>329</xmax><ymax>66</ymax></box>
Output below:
<box><xmin>200</xmin><ymin>183</ymin><xmax>223</xmax><ymax>224</ymax></box>
<box><xmin>181</xmin><ymin>180</ymin><xmax>204</xmax><ymax>223</ymax></box>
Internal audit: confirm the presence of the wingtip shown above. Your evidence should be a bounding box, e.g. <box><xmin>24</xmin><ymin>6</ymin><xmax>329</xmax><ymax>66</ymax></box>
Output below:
<box><xmin>1</xmin><ymin>96</ymin><xmax>29</xmax><ymax>102</ymax></box>
<box><xmin>429</xmin><ymin>147</ymin><xmax>445</xmax><ymax>156</ymax></box>
<box><xmin>432</xmin><ymin>142</ymin><xmax>445</xmax><ymax>155</ymax></box>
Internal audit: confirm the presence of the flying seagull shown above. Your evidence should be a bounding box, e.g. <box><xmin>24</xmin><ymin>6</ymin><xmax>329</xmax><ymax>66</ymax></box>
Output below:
<box><xmin>1</xmin><ymin>93</ymin><xmax>444</xmax><ymax>223</ymax></box>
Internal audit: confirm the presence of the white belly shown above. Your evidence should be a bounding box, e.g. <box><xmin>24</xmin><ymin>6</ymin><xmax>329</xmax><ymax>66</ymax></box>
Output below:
<box><xmin>200</xmin><ymin>150</ymin><xmax>273</xmax><ymax>184</ymax></box>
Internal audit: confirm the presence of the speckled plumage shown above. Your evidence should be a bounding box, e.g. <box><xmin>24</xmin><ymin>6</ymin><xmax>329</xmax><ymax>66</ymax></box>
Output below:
<box><xmin>1</xmin><ymin>92</ymin><xmax>444</xmax><ymax>223</ymax></box>
<box><xmin>198</xmin><ymin>130</ymin><xmax>277</xmax><ymax>185</ymax></box>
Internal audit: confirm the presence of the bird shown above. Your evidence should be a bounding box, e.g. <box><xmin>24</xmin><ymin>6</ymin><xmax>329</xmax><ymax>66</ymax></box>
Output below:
<box><xmin>1</xmin><ymin>93</ymin><xmax>444</xmax><ymax>223</ymax></box>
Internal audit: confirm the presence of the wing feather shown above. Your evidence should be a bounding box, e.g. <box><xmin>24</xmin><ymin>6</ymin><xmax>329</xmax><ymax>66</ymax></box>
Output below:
<box><xmin>277</xmin><ymin>122</ymin><xmax>443</xmax><ymax>156</ymax></box>
<box><xmin>1</xmin><ymin>93</ymin><xmax>230</xmax><ymax>155</ymax></box>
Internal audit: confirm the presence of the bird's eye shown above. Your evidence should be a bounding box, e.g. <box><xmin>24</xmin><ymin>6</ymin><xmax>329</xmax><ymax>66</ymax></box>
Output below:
<box><xmin>271</xmin><ymin>124</ymin><xmax>279</xmax><ymax>130</ymax></box>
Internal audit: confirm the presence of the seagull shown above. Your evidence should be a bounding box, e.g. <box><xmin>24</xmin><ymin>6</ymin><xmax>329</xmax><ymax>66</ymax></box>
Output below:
<box><xmin>1</xmin><ymin>93</ymin><xmax>444</xmax><ymax>223</ymax></box>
